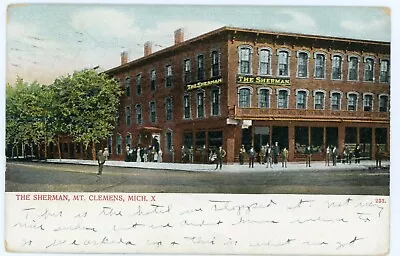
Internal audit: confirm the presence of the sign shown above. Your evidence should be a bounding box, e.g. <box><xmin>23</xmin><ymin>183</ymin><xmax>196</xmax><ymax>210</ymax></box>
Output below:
<box><xmin>237</xmin><ymin>75</ymin><xmax>290</xmax><ymax>86</ymax></box>
<box><xmin>186</xmin><ymin>77</ymin><xmax>222</xmax><ymax>91</ymax></box>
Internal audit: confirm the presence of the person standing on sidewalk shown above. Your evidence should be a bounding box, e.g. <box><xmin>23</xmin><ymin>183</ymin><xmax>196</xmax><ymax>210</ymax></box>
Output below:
<box><xmin>239</xmin><ymin>145</ymin><xmax>246</xmax><ymax>165</ymax></box>
<box><xmin>375</xmin><ymin>145</ymin><xmax>382</xmax><ymax>168</ymax></box>
<box><xmin>281</xmin><ymin>147</ymin><xmax>288</xmax><ymax>168</ymax></box>
<box><xmin>103</xmin><ymin>148</ymin><xmax>110</xmax><ymax>161</ymax></box>
<box><xmin>273</xmin><ymin>142</ymin><xmax>280</xmax><ymax>165</ymax></box>
<box><xmin>354</xmin><ymin>144</ymin><xmax>361</xmax><ymax>164</ymax></box>
<box><xmin>189</xmin><ymin>146</ymin><xmax>194</xmax><ymax>163</ymax></box>
<box><xmin>248</xmin><ymin>147</ymin><xmax>255</xmax><ymax>168</ymax></box>
<box><xmin>325</xmin><ymin>145</ymin><xmax>331</xmax><ymax>166</ymax></box>
<box><xmin>266</xmin><ymin>145</ymin><xmax>273</xmax><ymax>168</ymax></box>
<box><xmin>215</xmin><ymin>146</ymin><xmax>226</xmax><ymax>170</ymax></box>
<box><xmin>305</xmin><ymin>146</ymin><xmax>312</xmax><ymax>167</ymax></box>
<box><xmin>97</xmin><ymin>149</ymin><xmax>106</xmax><ymax>175</ymax></box>
<box><xmin>332</xmin><ymin>146</ymin><xmax>338</xmax><ymax>166</ymax></box>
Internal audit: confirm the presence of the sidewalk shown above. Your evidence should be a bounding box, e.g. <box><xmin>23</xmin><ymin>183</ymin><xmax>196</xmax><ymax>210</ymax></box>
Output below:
<box><xmin>45</xmin><ymin>159</ymin><xmax>390</xmax><ymax>173</ymax></box>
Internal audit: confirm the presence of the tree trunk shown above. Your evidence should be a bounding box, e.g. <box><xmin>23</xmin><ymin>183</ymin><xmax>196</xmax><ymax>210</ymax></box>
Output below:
<box><xmin>92</xmin><ymin>141</ymin><xmax>96</xmax><ymax>160</ymax></box>
<box><xmin>57</xmin><ymin>136</ymin><xmax>62</xmax><ymax>160</ymax></box>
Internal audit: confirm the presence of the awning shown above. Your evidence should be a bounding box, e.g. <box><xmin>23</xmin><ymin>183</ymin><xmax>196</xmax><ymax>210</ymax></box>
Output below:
<box><xmin>138</xmin><ymin>126</ymin><xmax>162</xmax><ymax>133</ymax></box>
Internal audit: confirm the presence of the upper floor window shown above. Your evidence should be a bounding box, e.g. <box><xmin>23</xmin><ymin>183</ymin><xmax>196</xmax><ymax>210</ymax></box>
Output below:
<box><xmin>379</xmin><ymin>95</ymin><xmax>389</xmax><ymax>112</ymax></box>
<box><xmin>166</xmin><ymin>65</ymin><xmax>172</xmax><ymax>87</ymax></box>
<box><xmin>197</xmin><ymin>91</ymin><xmax>205</xmax><ymax>118</ymax></box>
<box><xmin>126</xmin><ymin>133</ymin><xmax>132</xmax><ymax>148</ymax></box>
<box><xmin>197</xmin><ymin>55</ymin><xmax>205</xmax><ymax>81</ymax></box>
<box><xmin>348</xmin><ymin>56</ymin><xmax>359</xmax><ymax>81</ymax></box>
<box><xmin>136</xmin><ymin>104</ymin><xmax>142</xmax><ymax>125</ymax></box>
<box><xmin>331</xmin><ymin>55</ymin><xmax>343</xmax><ymax>80</ymax></box>
<box><xmin>183</xmin><ymin>95</ymin><xmax>191</xmax><ymax>119</ymax></box>
<box><xmin>125</xmin><ymin>77</ymin><xmax>131</xmax><ymax>97</ymax></box>
<box><xmin>297</xmin><ymin>51</ymin><xmax>308</xmax><ymax>78</ymax></box>
<box><xmin>277</xmin><ymin>89</ymin><xmax>289</xmax><ymax>109</ymax></box>
<box><xmin>296</xmin><ymin>90</ymin><xmax>308</xmax><ymax>109</ymax></box>
<box><xmin>165</xmin><ymin>97</ymin><xmax>173</xmax><ymax>121</ymax></box>
<box><xmin>211</xmin><ymin>89</ymin><xmax>220</xmax><ymax>116</ymax></box>
<box><xmin>165</xmin><ymin>130</ymin><xmax>173</xmax><ymax>152</ymax></box>
<box><xmin>125</xmin><ymin>106</ymin><xmax>131</xmax><ymax>126</ymax></box>
<box><xmin>149</xmin><ymin>101</ymin><xmax>156</xmax><ymax>123</ymax></box>
<box><xmin>116</xmin><ymin>135</ymin><xmax>122</xmax><ymax>155</ymax></box>
<box><xmin>238</xmin><ymin>87</ymin><xmax>251</xmax><ymax>108</ymax></box>
<box><xmin>150</xmin><ymin>70</ymin><xmax>156</xmax><ymax>91</ymax></box>
<box><xmin>258</xmin><ymin>48</ymin><xmax>271</xmax><ymax>75</ymax></box>
<box><xmin>136</xmin><ymin>74</ymin><xmax>142</xmax><ymax>95</ymax></box>
<box><xmin>277</xmin><ymin>50</ymin><xmax>290</xmax><ymax>76</ymax></box>
<box><xmin>239</xmin><ymin>46</ymin><xmax>252</xmax><ymax>75</ymax></box>
<box><xmin>379</xmin><ymin>59</ymin><xmax>390</xmax><ymax>83</ymax></box>
<box><xmin>364</xmin><ymin>57</ymin><xmax>374</xmax><ymax>82</ymax></box>
<box><xmin>211</xmin><ymin>50</ymin><xmax>220</xmax><ymax>77</ymax></box>
<box><xmin>331</xmin><ymin>92</ymin><xmax>341</xmax><ymax>111</ymax></box>
<box><xmin>363</xmin><ymin>94</ymin><xmax>373</xmax><ymax>112</ymax></box>
<box><xmin>314</xmin><ymin>91</ymin><xmax>325</xmax><ymax>110</ymax></box>
<box><xmin>347</xmin><ymin>93</ymin><xmax>358</xmax><ymax>111</ymax></box>
<box><xmin>184</xmin><ymin>59</ymin><xmax>191</xmax><ymax>84</ymax></box>
<box><xmin>314</xmin><ymin>53</ymin><xmax>326</xmax><ymax>79</ymax></box>
<box><xmin>258</xmin><ymin>88</ymin><xmax>271</xmax><ymax>108</ymax></box>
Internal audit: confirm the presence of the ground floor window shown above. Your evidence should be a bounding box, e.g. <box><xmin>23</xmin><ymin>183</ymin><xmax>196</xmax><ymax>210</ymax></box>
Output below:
<box><xmin>183</xmin><ymin>132</ymin><xmax>193</xmax><ymax>148</ymax></box>
<box><xmin>375</xmin><ymin>128</ymin><xmax>387</xmax><ymax>151</ymax></box>
<box><xmin>295</xmin><ymin>126</ymin><xmax>308</xmax><ymax>153</ymax></box>
<box><xmin>208</xmin><ymin>130</ymin><xmax>223</xmax><ymax>151</ymax></box>
<box><xmin>272</xmin><ymin>126</ymin><xmax>288</xmax><ymax>150</ymax></box>
<box><xmin>345</xmin><ymin>127</ymin><xmax>357</xmax><ymax>144</ymax></box>
<box><xmin>326</xmin><ymin>127</ymin><xmax>338</xmax><ymax>148</ymax></box>
<box><xmin>254</xmin><ymin>126</ymin><xmax>270</xmax><ymax>152</ymax></box>
<box><xmin>165</xmin><ymin>131</ymin><xmax>173</xmax><ymax>152</ymax></box>
<box><xmin>311</xmin><ymin>127</ymin><xmax>323</xmax><ymax>153</ymax></box>
<box><xmin>360</xmin><ymin>128</ymin><xmax>372</xmax><ymax>158</ymax></box>
<box><xmin>195</xmin><ymin>131</ymin><xmax>206</xmax><ymax>149</ymax></box>
<box><xmin>241</xmin><ymin>128</ymin><xmax>252</xmax><ymax>151</ymax></box>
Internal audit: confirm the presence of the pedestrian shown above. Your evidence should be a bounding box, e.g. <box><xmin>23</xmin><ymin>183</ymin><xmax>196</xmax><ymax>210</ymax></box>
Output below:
<box><xmin>305</xmin><ymin>145</ymin><xmax>312</xmax><ymax>167</ymax></box>
<box><xmin>189</xmin><ymin>146</ymin><xmax>194</xmax><ymax>163</ymax></box>
<box><xmin>181</xmin><ymin>146</ymin><xmax>187</xmax><ymax>163</ymax></box>
<box><xmin>266</xmin><ymin>145</ymin><xmax>273</xmax><ymax>168</ymax></box>
<box><xmin>281</xmin><ymin>147</ymin><xmax>288</xmax><ymax>168</ymax></box>
<box><xmin>103</xmin><ymin>147</ymin><xmax>110</xmax><ymax>161</ymax></box>
<box><xmin>97</xmin><ymin>149</ymin><xmax>106</xmax><ymax>175</ymax></box>
<box><xmin>259</xmin><ymin>146</ymin><xmax>266</xmax><ymax>165</ymax></box>
<box><xmin>354</xmin><ymin>144</ymin><xmax>361</xmax><ymax>164</ymax></box>
<box><xmin>215</xmin><ymin>146</ymin><xmax>226</xmax><ymax>170</ymax></box>
<box><xmin>248</xmin><ymin>146</ymin><xmax>255</xmax><ymax>168</ymax></box>
<box><xmin>342</xmin><ymin>145</ymin><xmax>349</xmax><ymax>164</ymax></box>
<box><xmin>201</xmin><ymin>145</ymin><xmax>207</xmax><ymax>164</ymax></box>
<box><xmin>239</xmin><ymin>145</ymin><xmax>246</xmax><ymax>165</ymax></box>
<box><xmin>125</xmin><ymin>146</ymin><xmax>130</xmax><ymax>162</ymax></box>
<box><xmin>273</xmin><ymin>142</ymin><xmax>280</xmax><ymax>165</ymax></box>
<box><xmin>325</xmin><ymin>145</ymin><xmax>330</xmax><ymax>166</ymax></box>
<box><xmin>128</xmin><ymin>147</ymin><xmax>134</xmax><ymax>162</ymax></box>
<box><xmin>158</xmin><ymin>149</ymin><xmax>163</xmax><ymax>163</ymax></box>
<box><xmin>132</xmin><ymin>146</ymin><xmax>137</xmax><ymax>162</ymax></box>
<box><xmin>332</xmin><ymin>146</ymin><xmax>338</xmax><ymax>166</ymax></box>
<box><xmin>171</xmin><ymin>146</ymin><xmax>175</xmax><ymax>163</ymax></box>
<box><xmin>375</xmin><ymin>145</ymin><xmax>382</xmax><ymax>168</ymax></box>
<box><xmin>152</xmin><ymin>147</ymin><xmax>158</xmax><ymax>162</ymax></box>
<box><xmin>140</xmin><ymin>146</ymin><xmax>145</xmax><ymax>162</ymax></box>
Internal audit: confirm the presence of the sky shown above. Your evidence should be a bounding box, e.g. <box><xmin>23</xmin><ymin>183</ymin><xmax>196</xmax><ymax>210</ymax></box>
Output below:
<box><xmin>5</xmin><ymin>3</ymin><xmax>392</xmax><ymax>85</ymax></box>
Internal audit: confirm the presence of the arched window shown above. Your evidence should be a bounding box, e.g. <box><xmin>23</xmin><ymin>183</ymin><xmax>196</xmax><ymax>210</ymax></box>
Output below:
<box><xmin>197</xmin><ymin>91</ymin><xmax>205</xmax><ymax>118</ymax></box>
<box><xmin>331</xmin><ymin>54</ymin><xmax>343</xmax><ymax>80</ymax></box>
<box><xmin>183</xmin><ymin>94</ymin><xmax>191</xmax><ymax>119</ymax></box>
<box><xmin>313</xmin><ymin>90</ymin><xmax>325</xmax><ymax>110</ymax></box>
<box><xmin>238</xmin><ymin>45</ymin><xmax>253</xmax><ymax>74</ymax></box>
<box><xmin>347</xmin><ymin>92</ymin><xmax>359</xmax><ymax>111</ymax></box>
<box><xmin>296</xmin><ymin>51</ymin><xmax>309</xmax><ymax>78</ymax></box>
<box><xmin>125</xmin><ymin>77</ymin><xmax>131</xmax><ymax>96</ymax></box>
<box><xmin>363</xmin><ymin>57</ymin><xmax>375</xmax><ymax>82</ymax></box>
<box><xmin>277</xmin><ymin>88</ymin><xmax>290</xmax><ymax>109</ymax></box>
<box><xmin>149</xmin><ymin>101</ymin><xmax>156</xmax><ymax>123</ymax></box>
<box><xmin>211</xmin><ymin>88</ymin><xmax>220</xmax><ymax>116</ymax></box>
<box><xmin>363</xmin><ymin>93</ymin><xmax>374</xmax><ymax>112</ymax></box>
<box><xmin>116</xmin><ymin>134</ymin><xmax>122</xmax><ymax>155</ymax></box>
<box><xmin>348</xmin><ymin>56</ymin><xmax>360</xmax><ymax>81</ymax></box>
<box><xmin>258</xmin><ymin>88</ymin><xmax>271</xmax><ymax>108</ymax></box>
<box><xmin>258</xmin><ymin>48</ymin><xmax>271</xmax><ymax>75</ymax></box>
<box><xmin>136</xmin><ymin>104</ymin><xmax>142</xmax><ymax>124</ymax></box>
<box><xmin>314</xmin><ymin>53</ymin><xmax>326</xmax><ymax>79</ymax></box>
<box><xmin>379</xmin><ymin>94</ymin><xmax>389</xmax><ymax>112</ymax></box>
<box><xmin>165</xmin><ymin>97</ymin><xmax>173</xmax><ymax>121</ymax></box>
<box><xmin>379</xmin><ymin>59</ymin><xmax>390</xmax><ymax>83</ymax></box>
<box><xmin>238</xmin><ymin>87</ymin><xmax>252</xmax><ymax>108</ymax></box>
<box><xmin>330</xmin><ymin>91</ymin><xmax>342</xmax><ymax>111</ymax></box>
<box><xmin>296</xmin><ymin>89</ymin><xmax>309</xmax><ymax>109</ymax></box>
<box><xmin>277</xmin><ymin>49</ymin><xmax>291</xmax><ymax>76</ymax></box>
<box><xmin>126</xmin><ymin>133</ymin><xmax>132</xmax><ymax>148</ymax></box>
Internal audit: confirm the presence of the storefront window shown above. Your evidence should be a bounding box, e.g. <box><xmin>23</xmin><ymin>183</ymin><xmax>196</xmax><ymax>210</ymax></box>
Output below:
<box><xmin>311</xmin><ymin>127</ymin><xmax>323</xmax><ymax>153</ymax></box>
<box><xmin>295</xmin><ymin>127</ymin><xmax>308</xmax><ymax>153</ymax></box>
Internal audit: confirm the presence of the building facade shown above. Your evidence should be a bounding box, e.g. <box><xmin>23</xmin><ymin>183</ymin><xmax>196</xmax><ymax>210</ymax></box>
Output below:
<box><xmin>104</xmin><ymin>26</ymin><xmax>390</xmax><ymax>163</ymax></box>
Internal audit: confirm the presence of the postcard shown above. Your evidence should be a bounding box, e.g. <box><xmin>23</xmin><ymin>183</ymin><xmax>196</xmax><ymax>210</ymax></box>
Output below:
<box><xmin>2</xmin><ymin>1</ymin><xmax>397</xmax><ymax>256</ymax></box>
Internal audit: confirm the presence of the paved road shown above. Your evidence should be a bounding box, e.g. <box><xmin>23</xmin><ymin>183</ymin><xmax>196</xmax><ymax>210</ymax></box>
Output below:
<box><xmin>5</xmin><ymin>161</ymin><xmax>389</xmax><ymax>195</ymax></box>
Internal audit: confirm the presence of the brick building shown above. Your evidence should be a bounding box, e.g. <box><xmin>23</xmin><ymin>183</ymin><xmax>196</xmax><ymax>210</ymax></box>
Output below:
<box><xmin>104</xmin><ymin>26</ymin><xmax>390</xmax><ymax>163</ymax></box>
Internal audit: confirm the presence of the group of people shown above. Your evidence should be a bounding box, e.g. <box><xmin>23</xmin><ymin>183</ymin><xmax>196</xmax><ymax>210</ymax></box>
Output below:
<box><xmin>239</xmin><ymin>142</ymin><xmax>289</xmax><ymax>168</ymax></box>
<box><xmin>125</xmin><ymin>145</ymin><xmax>163</xmax><ymax>163</ymax></box>
<box><xmin>180</xmin><ymin>145</ymin><xmax>209</xmax><ymax>164</ymax></box>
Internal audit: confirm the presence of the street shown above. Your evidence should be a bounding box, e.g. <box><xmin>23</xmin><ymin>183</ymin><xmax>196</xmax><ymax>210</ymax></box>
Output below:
<box><xmin>5</xmin><ymin>161</ymin><xmax>389</xmax><ymax>195</ymax></box>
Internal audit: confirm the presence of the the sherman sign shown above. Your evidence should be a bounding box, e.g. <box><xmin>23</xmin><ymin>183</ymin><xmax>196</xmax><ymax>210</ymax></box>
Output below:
<box><xmin>186</xmin><ymin>78</ymin><xmax>223</xmax><ymax>91</ymax></box>
<box><xmin>237</xmin><ymin>75</ymin><xmax>290</xmax><ymax>86</ymax></box>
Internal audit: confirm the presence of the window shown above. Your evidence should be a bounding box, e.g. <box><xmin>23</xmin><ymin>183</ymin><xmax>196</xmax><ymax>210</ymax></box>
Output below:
<box><xmin>184</xmin><ymin>59</ymin><xmax>191</xmax><ymax>84</ymax></box>
<box><xmin>150</xmin><ymin>70</ymin><xmax>156</xmax><ymax>91</ymax></box>
<box><xmin>197</xmin><ymin>55</ymin><xmax>204</xmax><ymax>81</ymax></box>
<box><xmin>136</xmin><ymin>104</ymin><xmax>142</xmax><ymax>125</ymax></box>
<box><xmin>314</xmin><ymin>53</ymin><xmax>325</xmax><ymax>79</ymax></box>
<box><xmin>197</xmin><ymin>92</ymin><xmax>205</xmax><ymax>118</ymax></box>
<box><xmin>314</xmin><ymin>91</ymin><xmax>325</xmax><ymax>110</ymax></box>
<box><xmin>107</xmin><ymin>137</ymin><xmax>112</xmax><ymax>156</ymax></box>
<box><xmin>258</xmin><ymin>88</ymin><xmax>270</xmax><ymax>108</ymax></box>
<box><xmin>278</xmin><ymin>50</ymin><xmax>289</xmax><ymax>76</ymax></box>
<box><xmin>149</xmin><ymin>101</ymin><xmax>156</xmax><ymax>123</ymax></box>
<box><xmin>126</xmin><ymin>133</ymin><xmax>132</xmax><ymax>148</ymax></box>
<box><xmin>259</xmin><ymin>48</ymin><xmax>271</xmax><ymax>75</ymax></box>
<box><xmin>116</xmin><ymin>135</ymin><xmax>122</xmax><ymax>155</ymax></box>
<box><xmin>183</xmin><ymin>95</ymin><xmax>191</xmax><ymax>119</ymax></box>
<box><xmin>347</xmin><ymin>93</ymin><xmax>358</xmax><ymax>111</ymax></box>
<box><xmin>125</xmin><ymin>106</ymin><xmax>131</xmax><ymax>126</ymax></box>
<box><xmin>297</xmin><ymin>51</ymin><xmax>308</xmax><ymax>78</ymax></box>
<box><xmin>166</xmin><ymin>65</ymin><xmax>172</xmax><ymax>87</ymax></box>
<box><xmin>211</xmin><ymin>89</ymin><xmax>220</xmax><ymax>116</ymax></box>
<box><xmin>211</xmin><ymin>50</ymin><xmax>220</xmax><ymax>77</ymax></box>
<box><xmin>296</xmin><ymin>90</ymin><xmax>307</xmax><ymax>109</ymax></box>
<box><xmin>165</xmin><ymin>98</ymin><xmax>173</xmax><ymax>121</ymax></box>
<box><xmin>277</xmin><ymin>89</ymin><xmax>289</xmax><ymax>109</ymax></box>
<box><xmin>136</xmin><ymin>74</ymin><xmax>142</xmax><ymax>95</ymax></box>
<box><xmin>363</xmin><ymin>94</ymin><xmax>373</xmax><ymax>112</ymax></box>
<box><xmin>379</xmin><ymin>95</ymin><xmax>389</xmax><ymax>112</ymax></box>
<box><xmin>364</xmin><ymin>58</ymin><xmax>374</xmax><ymax>82</ymax></box>
<box><xmin>165</xmin><ymin>130</ymin><xmax>172</xmax><ymax>152</ymax></box>
<box><xmin>239</xmin><ymin>46</ymin><xmax>252</xmax><ymax>74</ymax></box>
<box><xmin>331</xmin><ymin>92</ymin><xmax>341</xmax><ymax>111</ymax></box>
<box><xmin>331</xmin><ymin>55</ymin><xmax>343</xmax><ymax>80</ymax></box>
<box><xmin>379</xmin><ymin>59</ymin><xmax>390</xmax><ymax>83</ymax></box>
<box><xmin>238</xmin><ymin>87</ymin><xmax>251</xmax><ymax>108</ymax></box>
<box><xmin>125</xmin><ymin>77</ymin><xmax>131</xmax><ymax>96</ymax></box>
<box><xmin>348</xmin><ymin>56</ymin><xmax>359</xmax><ymax>81</ymax></box>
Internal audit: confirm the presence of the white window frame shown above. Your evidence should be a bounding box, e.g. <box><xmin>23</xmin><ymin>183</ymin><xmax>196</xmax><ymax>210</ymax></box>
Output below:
<box><xmin>183</xmin><ymin>94</ymin><xmax>191</xmax><ymax>120</ymax></box>
<box><xmin>276</xmin><ymin>88</ymin><xmax>290</xmax><ymax>109</ymax></box>
<box><xmin>125</xmin><ymin>105</ymin><xmax>131</xmax><ymax>126</ymax></box>
<box><xmin>149</xmin><ymin>101</ymin><xmax>157</xmax><ymax>123</ymax></box>
<box><xmin>330</xmin><ymin>90</ymin><xmax>343</xmax><ymax>111</ymax></box>
<box><xmin>314</xmin><ymin>52</ymin><xmax>327</xmax><ymax>79</ymax></box>
<box><xmin>378</xmin><ymin>94</ymin><xmax>389</xmax><ymax>112</ymax></box>
<box><xmin>295</xmin><ymin>89</ymin><xmax>309</xmax><ymax>109</ymax></box>
<box><xmin>346</xmin><ymin>92</ymin><xmax>359</xmax><ymax>111</ymax></box>
<box><xmin>238</xmin><ymin>45</ymin><xmax>253</xmax><ymax>75</ymax></box>
<box><xmin>165</xmin><ymin>97</ymin><xmax>173</xmax><ymax>121</ymax></box>
<box><xmin>379</xmin><ymin>58</ymin><xmax>390</xmax><ymax>83</ymax></box>
<box><xmin>238</xmin><ymin>86</ymin><xmax>253</xmax><ymax>108</ymax></box>
<box><xmin>258</xmin><ymin>47</ymin><xmax>272</xmax><ymax>76</ymax></box>
<box><xmin>116</xmin><ymin>134</ymin><xmax>122</xmax><ymax>155</ymax></box>
<box><xmin>136</xmin><ymin>104</ymin><xmax>142</xmax><ymax>125</ymax></box>
<box><xmin>276</xmin><ymin>48</ymin><xmax>291</xmax><ymax>77</ymax></box>
<box><xmin>196</xmin><ymin>90</ymin><xmax>205</xmax><ymax>118</ymax></box>
<box><xmin>210</xmin><ymin>87</ymin><xmax>221</xmax><ymax>116</ymax></box>
<box><xmin>257</xmin><ymin>87</ymin><xmax>272</xmax><ymax>108</ymax></box>
<box><xmin>363</xmin><ymin>93</ymin><xmax>374</xmax><ymax>112</ymax></box>
<box><xmin>126</xmin><ymin>133</ymin><xmax>132</xmax><ymax>148</ymax></box>
<box><xmin>331</xmin><ymin>53</ymin><xmax>344</xmax><ymax>81</ymax></box>
<box><xmin>210</xmin><ymin>49</ymin><xmax>221</xmax><ymax>78</ymax></box>
<box><xmin>296</xmin><ymin>50</ymin><xmax>310</xmax><ymax>78</ymax></box>
<box><xmin>347</xmin><ymin>55</ymin><xmax>360</xmax><ymax>81</ymax></box>
<box><xmin>363</xmin><ymin>56</ymin><xmax>375</xmax><ymax>82</ymax></box>
<box><xmin>313</xmin><ymin>90</ymin><xmax>326</xmax><ymax>110</ymax></box>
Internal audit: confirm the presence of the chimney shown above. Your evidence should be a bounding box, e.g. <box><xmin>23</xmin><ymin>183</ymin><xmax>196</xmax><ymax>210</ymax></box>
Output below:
<box><xmin>144</xmin><ymin>41</ymin><xmax>152</xmax><ymax>57</ymax></box>
<box><xmin>121</xmin><ymin>51</ymin><xmax>128</xmax><ymax>65</ymax></box>
<box><xmin>174</xmin><ymin>28</ymin><xmax>184</xmax><ymax>45</ymax></box>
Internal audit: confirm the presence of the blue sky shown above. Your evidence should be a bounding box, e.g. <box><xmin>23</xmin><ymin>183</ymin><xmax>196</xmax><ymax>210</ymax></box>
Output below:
<box><xmin>5</xmin><ymin>2</ymin><xmax>392</xmax><ymax>85</ymax></box>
